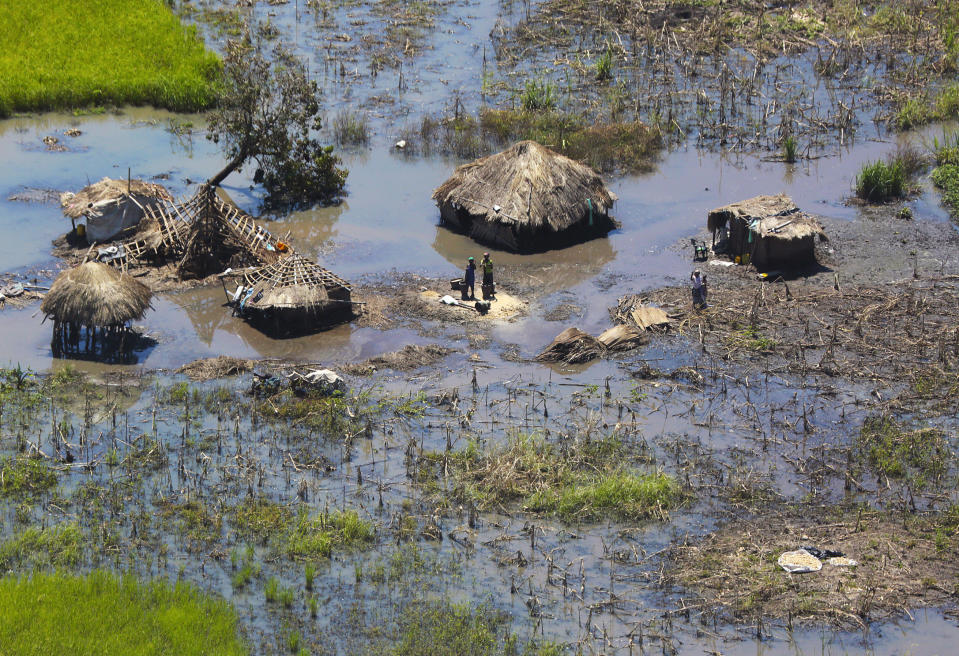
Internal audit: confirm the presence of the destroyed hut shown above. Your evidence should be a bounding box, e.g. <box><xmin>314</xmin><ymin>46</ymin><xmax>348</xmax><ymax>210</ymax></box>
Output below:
<box><xmin>708</xmin><ymin>194</ymin><xmax>825</xmax><ymax>270</ymax></box>
<box><xmin>61</xmin><ymin>177</ymin><xmax>173</xmax><ymax>243</ymax></box>
<box><xmin>432</xmin><ymin>141</ymin><xmax>617</xmax><ymax>252</ymax></box>
<box><xmin>41</xmin><ymin>261</ymin><xmax>153</xmax><ymax>359</ymax></box>
<box><xmin>230</xmin><ymin>254</ymin><xmax>353</xmax><ymax>337</ymax></box>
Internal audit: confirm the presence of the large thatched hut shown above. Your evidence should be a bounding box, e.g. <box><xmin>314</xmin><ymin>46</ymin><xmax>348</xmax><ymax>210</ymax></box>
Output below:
<box><xmin>41</xmin><ymin>262</ymin><xmax>153</xmax><ymax>358</ymax></box>
<box><xmin>707</xmin><ymin>195</ymin><xmax>825</xmax><ymax>270</ymax></box>
<box><xmin>231</xmin><ymin>254</ymin><xmax>353</xmax><ymax>337</ymax></box>
<box><xmin>432</xmin><ymin>141</ymin><xmax>618</xmax><ymax>252</ymax></box>
<box><xmin>60</xmin><ymin>177</ymin><xmax>173</xmax><ymax>243</ymax></box>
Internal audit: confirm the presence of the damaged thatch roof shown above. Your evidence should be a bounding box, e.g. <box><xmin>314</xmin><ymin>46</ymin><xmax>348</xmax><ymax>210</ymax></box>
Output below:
<box><xmin>60</xmin><ymin>177</ymin><xmax>172</xmax><ymax>219</ymax></box>
<box><xmin>432</xmin><ymin>140</ymin><xmax>617</xmax><ymax>241</ymax></box>
<box><xmin>41</xmin><ymin>262</ymin><xmax>153</xmax><ymax>326</ymax></box>
<box><xmin>243</xmin><ymin>254</ymin><xmax>350</xmax><ymax>310</ymax></box>
<box><xmin>707</xmin><ymin>194</ymin><xmax>825</xmax><ymax>240</ymax></box>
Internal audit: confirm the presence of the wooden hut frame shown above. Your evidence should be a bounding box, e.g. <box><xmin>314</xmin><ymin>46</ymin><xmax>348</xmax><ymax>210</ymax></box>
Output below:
<box><xmin>101</xmin><ymin>184</ymin><xmax>287</xmax><ymax>276</ymax></box>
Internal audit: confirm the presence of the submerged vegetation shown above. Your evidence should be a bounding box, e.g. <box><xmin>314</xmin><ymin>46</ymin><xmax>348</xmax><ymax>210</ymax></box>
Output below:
<box><xmin>0</xmin><ymin>0</ymin><xmax>219</xmax><ymax>117</ymax></box>
<box><xmin>0</xmin><ymin>571</ymin><xmax>246</xmax><ymax>656</ymax></box>
<box><xmin>424</xmin><ymin>434</ymin><xmax>683</xmax><ymax>521</ymax></box>
<box><xmin>412</xmin><ymin>107</ymin><xmax>663</xmax><ymax>172</ymax></box>
<box><xmin>933</xmin><ymin>131</ymin><xmax>959</xmax><ymax>217</ymax></box>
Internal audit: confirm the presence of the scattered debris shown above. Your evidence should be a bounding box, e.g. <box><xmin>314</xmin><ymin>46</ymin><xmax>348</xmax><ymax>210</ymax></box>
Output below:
<box><xmin>597</xmin><ymin>324</ymin><xmax>648</xmax><ymax>351</ymax></box>
<box><xmin>288</xmin><ymin>369</ymin><xmax>345</xmax><ymax>396</ymax></box>
<box><xmin>176</xmin><ymin>356</ymin><xmax>255</xmax><ymax>381</ymax></box>
<box><xmin>777</xmin><ymin>549</ymin><xmax>822</xmax><ymax>573</ymax></box>
<box><xmin>535</xmin><ymin>327</ymin><xmax>605</xmax><ymax>364</ymax></box>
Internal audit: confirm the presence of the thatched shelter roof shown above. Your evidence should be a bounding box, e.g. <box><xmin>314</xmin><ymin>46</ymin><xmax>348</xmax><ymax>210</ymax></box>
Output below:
<box><xmin>242</xmin><ymin>254</ymin><xmax>350</xmax><ymax>310</ymax></box>
<box><xmin>707</xmin><ymin>194</ymin><xmax>825</xmax><ymax>241</ymax></box>
<box><xmin>535</xmin><ymin>327</ymin><xmax>605</xmax><ymax>364</ymax></box>
<box><xmin>432</xmin><ymin>141</ymin><xmax>617</xmax><ymax>250</ymax></box>
<box><xmin>60</xmin><ymin>177</ymin><xmax>172</xmax><ymax>220</ymax></box>
<box><xmin>41</xmin><ymin>262</ymin><xmax>153</xmax><ymax>326</ymax></box>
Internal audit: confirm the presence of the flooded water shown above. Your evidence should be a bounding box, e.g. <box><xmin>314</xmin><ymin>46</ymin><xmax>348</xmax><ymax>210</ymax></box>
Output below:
<box><xmin>2</xmin><ymin>2</ymin><xmax>959</xmax><ymax>654</ymax></box>
<box><xmin>0</xmin><ymin>109</ymin><xmax>952</xmax><ymax>371</ymax></box>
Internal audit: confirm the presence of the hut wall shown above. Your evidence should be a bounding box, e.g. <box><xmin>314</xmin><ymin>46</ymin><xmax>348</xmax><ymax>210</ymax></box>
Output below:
<box><xmin>245</xmin><ymin>302</ymin><xmax>353</xmax><ymax>338</ymax></box>
<box><xmin>725</xmin><ymin>217</ymin><xmax>752</xmax><ymax>258</ymax></box>
<box><xmin>753</xmin><ymin>235</ymin><xmax>816</xmax><ymax>270</ymax></box>
<box><xmin>441</xmin><ymin>203</ymin><xmax>615</xmax><ymax>253</ymax></box>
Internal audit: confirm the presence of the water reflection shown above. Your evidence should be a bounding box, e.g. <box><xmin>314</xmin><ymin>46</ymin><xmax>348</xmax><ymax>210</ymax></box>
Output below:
<box><xmin>431</xmin><ymin>223</ymin><xmax>617</xmax><ymax>294</ymax></box>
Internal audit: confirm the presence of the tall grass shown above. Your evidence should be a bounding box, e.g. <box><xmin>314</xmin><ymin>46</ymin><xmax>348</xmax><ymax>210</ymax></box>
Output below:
<box><xmin>519</xmin><ymin>79</ymin><xmax>557</xmax><ymax>112</ymax></box>
<box><xmin>0</xmin><ymin>571</ymin><xmax>247</xmax><ymax>655</ymax></box>
<box><xmin>0</xmin><ymin>0</ymin><xmax>220</xmax><ymax>117</ymax></box>
<box><xmin>855</xmin><ymin>159</ymin><xmax>907</xmax><ymax>202</ymax></box>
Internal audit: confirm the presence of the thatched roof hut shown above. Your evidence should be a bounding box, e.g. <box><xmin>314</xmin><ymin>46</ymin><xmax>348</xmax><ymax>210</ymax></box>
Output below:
<box><xmin>707</xmin><ymin>194</ymin><xmax>825</xmax><ymax>270</ymax></box>
<box><xmin>234</xmin><ymin>254</ymin><xmax>352</xmax><ymax>337</ymax></box>
<box><xmin>42</xmin><ymin>262</ymin><xmax>153</xmax><ymax>328</ymax></box>
<box><xmin>60</xmin><ymin>177</ymin><xmax>173</xmax><ymax>242</ymax></box>
<box><xmin>432</xmin><ymin>141</ymin><xmax>618</xmax><ymax>252</ymax></box>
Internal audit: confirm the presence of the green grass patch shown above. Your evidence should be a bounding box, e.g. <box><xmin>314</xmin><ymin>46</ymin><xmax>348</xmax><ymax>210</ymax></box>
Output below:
<box><xmin>0</xmin><ymin>456</ymin><xmax>58</xmax><ymax>499</ymax></box>
<box><xmin>429</xmin><ymin>434</ymin><xmax>682</xmax><ymax>522</ymax></box>
<box><xmin>283</xmin><ymin>508</ymin><xmax>375</xmax><ymax>560</ymax></box>
<box><xmin>932</xmin><ymin>133</ymin><xmax>959</xmax><ymax>218</ymax></box>
<box><xmin>0</xmin><ymin>523</ymin><xmax>84</xmax><ymax>570</ymax></box>
<box><xmin>858</xmin><ymin>416</ymin><xmax>949</xmax><ymax>487</ymax></box>
<box><xmin>391</xmin><ymin>600</ymin><xmax>562</xmax><ymax>656</ymax></box>
<box><xmin>0</xmin><ymin>0</ymin><xmax>219</xmax><ymax>117</ymax></box>
<box><xmin>0</xmin><ymin>571</ymin><xmax>246</xmax><ymax>655</ymax></box>
<box><xmin>855</xmin><ymin>159</ymin><xmax>908</xmax><ymax>202</ymax></box>
<box><xmin>526</xmin><ymin>470</ymin><xmax>680</xmax><ymax>521</ymax></box>
<box><xmin>932</xmin><ymin>164</ymin><xmax>959</xmax><ymax>217</ymax></box>
<box><xmin>894</xmin><ymin>84</ymin><xmax>959</xmax><ymax>130</ymax></box>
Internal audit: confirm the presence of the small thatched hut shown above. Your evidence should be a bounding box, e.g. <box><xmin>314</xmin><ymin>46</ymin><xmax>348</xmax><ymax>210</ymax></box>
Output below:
<box><xmin>41</xmin><ymin>262</ymin><xmax>153</xmax><ymax>358</ymax></box>
<box><xmin>60</xmin><ymin>177</ymin><xmax>173</xmax><ymax>243</ymax></box>
<box><xmin>432</xmin><ymin>141</ymin><xmax>618</xmax><ymax>252</ymax></box>
<box><xmin>231</xmin><ymin>254</ymin><xmax>353</xmax><ymax>337</ymax></box>
<box><xmin>707</xmin><ymin>195</ymin><xmax>825</xmax><ymax>270</ymax></box>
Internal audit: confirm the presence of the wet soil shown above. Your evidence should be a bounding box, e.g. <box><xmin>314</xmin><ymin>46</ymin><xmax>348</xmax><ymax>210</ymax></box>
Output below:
<box><xmin>671</xmin><ymin>507</ymin><xmax>959</xmax><ymax>628</ymax></box>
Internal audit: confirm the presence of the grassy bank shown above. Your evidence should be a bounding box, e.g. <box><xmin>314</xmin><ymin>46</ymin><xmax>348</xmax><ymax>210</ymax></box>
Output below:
<box><xmin>0</xmin><ymin>0</ymin><xmax>219</xmax><ymax>117</ymax></box>
<box><xmin>0</xmin><ymin>571</ymin><xmax>246</xmax><ymax>655</ymax></box>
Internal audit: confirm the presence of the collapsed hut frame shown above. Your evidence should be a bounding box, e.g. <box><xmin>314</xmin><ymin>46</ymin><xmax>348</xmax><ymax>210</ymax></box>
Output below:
<box><xmin>222</xmin><ymin>254</ymin><xmax>355</xmax><ymax>338</ymax></box>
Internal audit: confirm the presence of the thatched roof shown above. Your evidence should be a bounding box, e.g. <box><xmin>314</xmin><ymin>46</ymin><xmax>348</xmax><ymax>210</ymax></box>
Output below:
<box><xmin>243</xmin><ymin>254</ymin><xmax>350</xmax><ymax>310</ymax></box>
<box><xmin>60</xmin><ymin>177</ymin><xmax>173</xmax><ymax>220</ymax></box>
<box><xmin>707</xmin><ymin>194</ymin><xmax>825</xmax><ymax>241</ymax></box>
<box><xmin>535</xmin><ymin>327</ymin><xmax>605</xmax><ymax>364</ymax></box>
<box><xmin>41</xmin><ymin>262</ymin><xmax>153</xmax><ymax>326</ymax></box>
<box><xmin>432</xmin><ymin>141</ymin><xmax>617</xmax><ymax>233</ymax></box>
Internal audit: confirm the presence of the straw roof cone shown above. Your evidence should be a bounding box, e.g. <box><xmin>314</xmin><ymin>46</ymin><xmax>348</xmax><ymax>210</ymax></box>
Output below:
<box><xmin>432</xmin><ymin>141</ymin><xmax>618</xmax><ymax>252</ymax></box>
<box><xmin>42</xmin><ymin>262</ymin><xmax>153</xmax><ymax>327</ymax></box>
